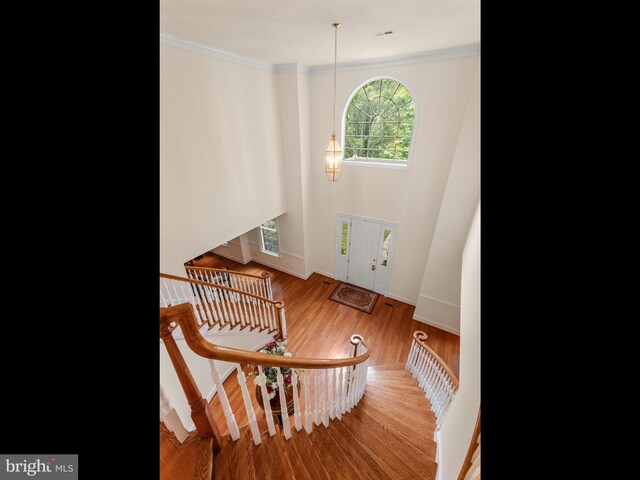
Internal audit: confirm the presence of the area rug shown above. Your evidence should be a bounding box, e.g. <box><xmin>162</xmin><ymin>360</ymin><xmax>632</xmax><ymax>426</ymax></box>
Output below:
<box><xmin>329</xmin><ymin>282</ymin><xmax>379</xmax><ymax>314</ymax></box>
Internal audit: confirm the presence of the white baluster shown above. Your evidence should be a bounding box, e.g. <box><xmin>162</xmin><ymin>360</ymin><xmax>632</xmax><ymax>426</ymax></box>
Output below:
<box><xmin>237</xmin><ymin>365</ymin><xmax>262</xmax><ymax>445</ymax></box>
<box><xmin>276</xmin><ymin>368</ymin><xmax>292</xmax><ymax>439</ymax></box>
<box><xmin>226</xmin><ymin>286</ymin><xmax>243</xmax><ymax>328</ymax></box>
<box><xmin>169</xmin><ymin>279</ymin><xmax>182</xmax><ymax>305</ymax></box>
<box><xmin>216</xmin><ymin>286</ymin><xmax>233</xmax><ymax>327</ymax></box>
<box><xmin>192</xmin><ymin>282</ymin><xmax>211</xmax><ymax>326</ymax></box>
<box><xmin>240</xmin><ymin>292</ymin><xmax>255</xmax><ymax>330</ymax></box>
<box><xmin>267</xmin><ymin>277</ymin><xmax>273</xmax><ymax>299</ymax></box>
<box><xmin>418</xmin><ymin>350</ymin><xmax>431</xmax><ymax>389</ymax></box>
<box><xmin>205</xmin><ymin>284</ymin><xmax>223</xmax><ymax>325</ymax></box>
<box><xmin>405</xmin><ymin>341</ymin><xmax>417</xmax><ymax>373</ymax></box>
<box><xmin>427</xmin><ymin>364</ymin><xmax>443</xmax><ymax>402</ymax></box>
<box><xmin>160</xmin><ymin>287</ymin><xmax>168</xmax><ymax>308</ymax></box>
<box><xmin>292</xmin><ymin>370</ymin><xmax>302</xmax><ymax>431</ymax></box>
<box><xmin>432</xmin><ymin>370</ymin><xmax>448</xmax><ymax>413</ymax></box>
<box><xmin>361</xmin><ymin>359</ymin><xmax>369</xmax><ymax>398</ymax></box>
<box><xmin>347</xmin><ymin>366</ymin><xmax>356</xmax><ymax>411</ymax></box>
<box><xmin>321</xmin><ymin>369</ymin><xmax>329</xmax><ymax>427</ymax></box>
<box><xmin>336</xmin><ymin>367</ymin><xmax>344</xmax><ymax>420</ymax></box>
<box><xmin>160</xmin><ymin>385</ymin><xmax>189</xmax><ymax>443</ymax></box>
<box><xmin>412</xmin><ymin>346</ymin><xmax>425</xmax><ymax>383</ymax></box>
<box><xmin>358</xmin><ymin>363</ymin><xmax>365</xmax><ymax>400</ymax></box>
<box><xmin>423</xmin><ymin>358</ymin><xmax>437</xmax><ymax>399</ymax></box>
<box><xmin>314</xmin><ymin>370</ymin><xmax>320</xmax><ymax>426</ymax></box>
<box><xmin>179</xmin><ymin>282</ymin><xmax>202</xmax><ymax>325</ymax></box>
<box><xmin>208</xmin><ymin>360</ymin><xmax>240</xmax><ymax>441</ymax></box>
<box><xmin>329</xmin><ymin>368</ymin><xmax>336</xmax><ymax>420</ymax></box>
<box><xmin>257</xmin><ymin>366</ymin><xmax>276</xmax><ymax>437</ymax></box>
<box><xmin>304</xmin><ymin>370</ymin><xmax>313</xmax><ymax>434</ymax></box>
<box><xmin>424</xmin><ymin>355</ymin><xmax>437</xmax><ymax>394</ymax></box>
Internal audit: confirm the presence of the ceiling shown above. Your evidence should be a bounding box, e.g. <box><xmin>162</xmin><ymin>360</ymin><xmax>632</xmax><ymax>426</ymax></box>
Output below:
<box><xmin>160</xmin><ymin>0</ymin><xmax>480</xmax><ymax>67</ymax></box>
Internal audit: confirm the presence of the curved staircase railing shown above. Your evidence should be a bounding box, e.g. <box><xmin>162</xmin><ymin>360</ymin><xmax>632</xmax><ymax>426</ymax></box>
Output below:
<box><xmin>160</xmin><ymin>273</ymin><xmax>286</xmax><ymax>342</ymax></box>
<box><xmin>161</xmin><ymin>302</ymin><xmax>371</xmax><ymax>450</ymax></box>
<box><xmin>185</xmin><ymin>265</ymin><xmax>273</xmax><ymax>299</ymax></box>
<box><xmin>405</xmin><ymin>330</ymin><xmax>459</xmax><ymax>432</ymax></box>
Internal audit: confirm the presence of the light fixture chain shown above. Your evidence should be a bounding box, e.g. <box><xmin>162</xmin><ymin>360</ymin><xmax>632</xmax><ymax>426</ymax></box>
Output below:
<box><xmin>333</xmin><ymin>25</ymin><xmax>338</xmax><ymax>134</ymax></box>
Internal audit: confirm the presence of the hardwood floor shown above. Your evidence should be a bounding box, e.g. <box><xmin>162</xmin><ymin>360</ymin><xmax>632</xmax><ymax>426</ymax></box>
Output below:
<box><xmin>213</xmin><ymin>364</ymin><xmax>438</xmax><ymax>480</ymax></box>
<box><xmin>161</xmin><ymin>252</ymin><xmax>460</xmax><ymax>480</ymax></box>
<box><xmin>160</xmin><ymin>424</ymin><xmax>213</xmax><ymax>480</ymax></box>
<box><xmin>189</xmin><ymin>252</ymin><xmax>459</xmax><ymax>374</ymax></box>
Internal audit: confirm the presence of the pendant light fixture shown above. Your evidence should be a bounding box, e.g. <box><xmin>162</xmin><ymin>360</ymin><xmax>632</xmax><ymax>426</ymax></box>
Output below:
<box><xmin>325</xmin><ymin>22</ymin><xmax>342</xmax><ymax>182</ymax></box>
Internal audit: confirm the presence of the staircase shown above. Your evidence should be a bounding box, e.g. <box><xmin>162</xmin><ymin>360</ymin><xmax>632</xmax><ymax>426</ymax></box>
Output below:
<box><xmin>160</xmin><ymin>268</ymin><xmax>458</xmax><ymax>480</ymax></box>
<box><xmin>213</xmin><ymin>363</ymin><xmax>437</xmax><ymax>480</ymax></box>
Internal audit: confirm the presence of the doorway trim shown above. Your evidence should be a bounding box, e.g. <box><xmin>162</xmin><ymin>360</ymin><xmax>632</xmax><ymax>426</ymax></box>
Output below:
<box><xmin>335</xmin><ymin>212</ymin><xmax>399</xmax><ymax>296</ymax></box>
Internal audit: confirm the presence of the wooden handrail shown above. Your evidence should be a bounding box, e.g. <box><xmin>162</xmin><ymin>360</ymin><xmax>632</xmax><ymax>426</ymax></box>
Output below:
<box><xmin>185</xmin><ymin>265</ymin><xmax>270</xmax><ymax>280</ymax></box>
<box><xmin>413</xmin><ymin>331</ymin><xmax>459</xmax><ymax>388</ymax></box>
<box><xmin>160</xmin><ymin>273</ymin><xmax>283</xmax><ymax>306</ymax></box>
<box><xmin>162</xmin><ymin>303</ymin><xmax>371</xmax><ymax>369</ymax></box>
<box><xmin>458</xmin><ymin>407</ymin><xmax>481</xmax><ymax>480</ymax></box>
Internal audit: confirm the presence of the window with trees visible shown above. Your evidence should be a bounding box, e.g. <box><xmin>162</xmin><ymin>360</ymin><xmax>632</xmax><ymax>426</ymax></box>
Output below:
<box><xmin>259</xmin><ymin>218</ymin><xmax>279</xmax><ymax>256</ymax></box>
<box><xmin>343</xmin><ymin>77</ymin><xmax>416</xmax><ymax>166</ymax></box>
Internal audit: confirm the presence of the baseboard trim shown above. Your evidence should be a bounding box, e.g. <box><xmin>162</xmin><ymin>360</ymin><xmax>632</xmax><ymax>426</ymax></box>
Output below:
<box><xmin>412</xmin><ymin>313</ymin><xmax>460</xmax><ymax>336</ymax></box>
<box><xmin>249</xmin><ymin>258</ymin><xmax>309</xmax><ymax>280</ymax></box>
<box><xmin>313</xmin><ymin>269</ymin><xmax>336</xmax><ymax>279</ymax></box>
<box><xmin>385</xmin><ymin>292</ymin><xmax>417</xmax><ymax>306</ymax></box>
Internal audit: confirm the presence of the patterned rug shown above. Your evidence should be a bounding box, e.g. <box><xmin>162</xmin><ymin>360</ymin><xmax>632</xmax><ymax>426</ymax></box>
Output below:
<box><xmin>329</xmin><ymin>282</ymin><xmax>379</xmax><ymax>314</ymax></box>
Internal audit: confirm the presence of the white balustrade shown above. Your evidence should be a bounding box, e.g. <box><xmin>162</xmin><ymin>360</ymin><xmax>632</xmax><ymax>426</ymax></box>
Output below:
<box><xmin>160</xmin><ymin>274</ymin><xmax>286</xmax><ymax>340</ymax></box>
<box><xmin>405</xmin><ymin>332</ymin><xmax>458</xmax><ymax>432</ymax></box>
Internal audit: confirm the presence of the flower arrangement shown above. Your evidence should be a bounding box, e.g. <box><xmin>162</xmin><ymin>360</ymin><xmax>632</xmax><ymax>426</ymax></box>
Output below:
<box><xmin>250</xmin><ymin>342</ymin><xmax>294</xmax><ymax>400</ymax></box>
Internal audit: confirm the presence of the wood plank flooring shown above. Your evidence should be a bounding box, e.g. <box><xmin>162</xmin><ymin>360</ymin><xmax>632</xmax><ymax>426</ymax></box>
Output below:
<box><xmin>189</xmin><ymin>252</ymin><xmax>459</xmax><ymax>374</ymax></box>
<box><xmin>160</xmin><ymin>424</ymin><xmax>213</xmax><ymax>480</ymax></box>
<box><xmin>213</xmin><ymin>364</ymin><xmax>438</xmax><ymax>480</ymax></box>
<box><xmin>161</xmin><ymin>252</ymin><xmax>460</xmax><ymax>480</ymax></box>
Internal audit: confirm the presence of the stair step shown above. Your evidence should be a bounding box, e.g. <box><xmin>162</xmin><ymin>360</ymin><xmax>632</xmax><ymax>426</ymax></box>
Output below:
<box><xmin>211</xmin><ymin>362</ymin><xmax>438</xmax><ymax>479</ymax></box>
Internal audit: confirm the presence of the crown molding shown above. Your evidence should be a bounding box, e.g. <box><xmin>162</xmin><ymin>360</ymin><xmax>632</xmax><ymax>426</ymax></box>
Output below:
<box><xmin>160</xmin><ymin>33</ymin><xmax>276</xmax><ymax>72</ymax></box>
<box><xmin>308</xmin><ymin>44</ymin><xmax>480</xmax><ymax>75</ymax></box>
<box><xmin>275</xmin><ymin>63</ymin><xmax>310</xmax><ymax>74</ymax></box>
<box><xmin>160</xmin><ymin>33</ymin><xmax>479</xmax><ymax>75</ymax></box>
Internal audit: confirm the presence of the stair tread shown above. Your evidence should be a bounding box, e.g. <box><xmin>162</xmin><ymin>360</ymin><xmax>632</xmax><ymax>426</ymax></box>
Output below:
<box><xmin>212</xmin><ymin>362</ymin><xmax>438</xmax><ymax>479</ymax></box>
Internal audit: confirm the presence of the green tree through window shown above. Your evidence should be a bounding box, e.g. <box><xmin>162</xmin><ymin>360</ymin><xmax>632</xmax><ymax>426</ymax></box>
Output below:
<box><xmin>259</xmin><ymin>218</ymin><xmax>279</xmax><ymax>256</ymax></box>
<box><xmin>344</xmin><ymin>78</ymin><xmax>415</xmax><ymax>165</ymax></box>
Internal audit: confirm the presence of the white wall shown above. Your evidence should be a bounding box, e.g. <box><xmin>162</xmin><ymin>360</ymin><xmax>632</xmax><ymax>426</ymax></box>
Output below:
<box><xmin>308</xmin><ymin>56</ymin><xmax>479</xmax><ymax>304</ymax></box>
<box><xmin>211</xmin><ymin>235</ymin><xmax>251</xmax><ymax>264</ymax></box>
<box><xmin>436</xmin><ymin>203</ymin><xmax>480</xmax><ymax>479</ymax></box>
<box><xmin>160</xmin><ymin>45</ymin><xmax>287</xmax><ymax>276</ymax></box>
<box><xmin>414</xmin><ymin>65</ymin><xmax>480</xmax><ymax>333</ymax></box>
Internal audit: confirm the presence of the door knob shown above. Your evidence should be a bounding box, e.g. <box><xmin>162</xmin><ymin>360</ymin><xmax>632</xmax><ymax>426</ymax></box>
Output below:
<box><xmin>371</xmin><ymin>265</ymin><xmax>376</xmax><ymax>271</ymax></box>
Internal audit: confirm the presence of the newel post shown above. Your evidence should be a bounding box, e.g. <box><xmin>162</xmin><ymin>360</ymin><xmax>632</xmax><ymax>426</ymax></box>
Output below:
<box><xmin>160</xmin><ymin>304</ymin><xmax>222</xmax><ymax>452</ymax></box>
<box><xmin>261</xmin><ymin>272</ymin><xmax>273</xmax><ymax>299</ymax></box>
<box><xmin>274</xmin><ymin>301</ymin><xmax>287</xmax><ymax>344</ymax></box>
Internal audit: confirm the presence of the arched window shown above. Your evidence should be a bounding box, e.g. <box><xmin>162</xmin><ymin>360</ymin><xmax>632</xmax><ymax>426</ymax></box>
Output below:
<box><xmin>343</xmin><ymin>77</ymin><xmax>416</xmax><ymax>167</ymax></box>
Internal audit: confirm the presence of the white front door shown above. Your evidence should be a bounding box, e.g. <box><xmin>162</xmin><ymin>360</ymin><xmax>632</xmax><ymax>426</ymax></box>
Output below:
<box><xmin>336</xmin><ymin>215</ymin><xmax>398</xmax><ymax>295</ymax></box>
<box><xmin>348</xmin><ymin>219</ymin><xmax>382</xmax><ymax>290</ymax></box>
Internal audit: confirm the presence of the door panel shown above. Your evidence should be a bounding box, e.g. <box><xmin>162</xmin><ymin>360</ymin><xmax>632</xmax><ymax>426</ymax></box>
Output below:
<box><xmin>348</xmin><ymin>219</ymin><xmax>381</xmax><ymax>290</ymax></box>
